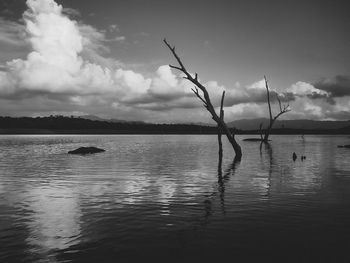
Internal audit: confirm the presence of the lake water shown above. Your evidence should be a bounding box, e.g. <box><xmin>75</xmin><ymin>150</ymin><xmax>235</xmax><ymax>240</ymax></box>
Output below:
<box><xmin>1</xmin><ymin>135</ymin><xmax>350</xmax><ymax>262</ymax></box>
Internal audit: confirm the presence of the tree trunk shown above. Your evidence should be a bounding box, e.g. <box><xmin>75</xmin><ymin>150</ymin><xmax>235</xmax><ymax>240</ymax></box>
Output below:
<box><xmin>218</xmin><ymin>91</ymin><xmax>225</xmax><ymax>160</ymax></box>
<box><xmin>164</xmin><ymin>39</ymin><xmax>242</xmax><ymax>160</ymax></box>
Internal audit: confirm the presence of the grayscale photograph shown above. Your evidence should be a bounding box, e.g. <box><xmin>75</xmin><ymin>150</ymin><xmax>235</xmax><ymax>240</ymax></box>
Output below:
<box><xmin>0</xmin><ymin>0</ymin><xmax>349</xmax><ymax>262</ymax></box>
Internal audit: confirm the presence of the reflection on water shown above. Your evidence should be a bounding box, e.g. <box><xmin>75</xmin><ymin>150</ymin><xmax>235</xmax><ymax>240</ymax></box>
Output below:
<box><xmin>204</xmin><ymin>157</ymin><xmax>241</xmax><ymax>222</ymax></box>
<box><xmin>1</xmin><ymin>135</ymin><xmax>350</xmax><ymax>262</ymax></box>
<box><xmin>24</xmin><ymin>187</ymin><xmax>81</xmax><ymax>252</ymax></box>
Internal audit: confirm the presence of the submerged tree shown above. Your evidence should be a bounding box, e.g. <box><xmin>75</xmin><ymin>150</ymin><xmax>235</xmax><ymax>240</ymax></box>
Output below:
<box><xmin>262</xmin><ymin>75</ymin><xmax>291</xmax><ymax>142</ymax></box>
<box><xmin>218</xmin><ymin>91</ymin><xmax>225</xmax><ymax>164</ymax></box>
<box><xmin>163</xmin><ymin>39</ymin><xmax>242</xmax><ymax>160</ymax></box>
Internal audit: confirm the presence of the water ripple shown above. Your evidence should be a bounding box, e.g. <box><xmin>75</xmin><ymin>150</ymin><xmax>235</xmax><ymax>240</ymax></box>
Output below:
<box><xmin>1</xmin><ymin>135</ymin><xmax>350</xmax><ymax>262</ymax></box>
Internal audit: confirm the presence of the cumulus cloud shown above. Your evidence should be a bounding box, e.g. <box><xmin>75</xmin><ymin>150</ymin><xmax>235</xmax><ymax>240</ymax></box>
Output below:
<box><xmin>0</xmin><ymin>0</ymin><xmax>114</xmax><ymax>96</ymax></box>
<box><xmin>115</xmin><ymin>69</ymin><xmax>151</xmax><ymax>98</ymax></box>
<box><xmin>269</xmin><ymin>80</ymin><xmax>350</xmax><ymax>120</ymax></box>
<box><xmin>0</xmin><ymin>0</ymin><xmax>133</xmax><ymax>100</ymax></box>
<box><xmin>220</xmin><ymin>79</ymin><xmax>294</xmax><ymax>107</ymax></box>
<box><xmin>287</xmin><ymin>81</ymin><xmax>326</xmax><ymax>96</ymax></box>
<box><xmin>286</xmin><ymin>81</ymin><xmax>334</xmax><ymax>104</ymax></box>
<box><xmin>0</xmin><ymin>0</ymin><xmax>193</xmax><ymax>108</ymax></box>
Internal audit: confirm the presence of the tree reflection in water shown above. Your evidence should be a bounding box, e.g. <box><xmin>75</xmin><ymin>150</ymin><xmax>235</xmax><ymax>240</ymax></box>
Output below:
<box><xmin>203</xmin><ymin>155</ymin><xmax>241</xmax><ymax>224</ymax></box>
<box><xmin>260</xmin><ymin>142</ymin><xmax>273</xmax><ymax>198</ymax></box>
<box><xmin>204</xmin><ymin>142</ymin><xmax>275</xmax><ymax>223</ymax></box>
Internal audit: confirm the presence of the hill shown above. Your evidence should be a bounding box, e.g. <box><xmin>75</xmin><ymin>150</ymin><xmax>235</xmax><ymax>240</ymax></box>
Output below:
<box><xmin>228</xmin><ymin>118</ymin><xmax>350</xmax><ymax>131</ymax></box>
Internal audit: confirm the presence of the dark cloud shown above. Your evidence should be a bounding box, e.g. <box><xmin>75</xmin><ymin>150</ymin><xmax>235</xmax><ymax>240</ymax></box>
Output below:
<box><xmin>314</xmin><ymin>75</ymin><xmax>350</xmax><ymax>97</ymax></box>
<box><xmin>324</xmin><ymin>111</ymin><xmax>350</xmax><ymax>121</ymax></box>
<box><xmin>62</xmin><ymin>7</ymin><xmax>81</xmax><ymax>18</ymax></box>
<box><xmin>147</xmin><ymin>90</ymin><xmax>192</xmax><ymax>102</ymax></box>
<box><xmin>306</xmin><ymin>92</ymin><xmax>336</xmax><ymax>105</ymax></box>
<box><xmin>224</xmin><ymin>93</ymin><xmax>265</xmax><ymax>107</ymax></box>
<box><xmin>224</xmin><ymin>90</ymin><xmax>295</xmax><ymax>107</ymax></box>
<box><xmin>134</xmin><ymin>102</ymin><xmax>194</xmax><ymax>111</ymax></box>
<box><xmin>121</xmin><ymin>92</ymin><xmax>193</xmax><ymax>106</ymax></box>
<box><xmin>129</xmin><ymin>87</ymin><xmax>295</xmax><ymax>111</ymax></box>
<box><xmin>127</xmin><ymin>96</ymin><xmax>200</xmax><ymax>111</ymax></box>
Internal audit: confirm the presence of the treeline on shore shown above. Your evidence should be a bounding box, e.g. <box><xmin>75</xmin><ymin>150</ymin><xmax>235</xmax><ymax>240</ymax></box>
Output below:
<box><xmin>0</xmin><ymin>116</ymin><xmax>234</xmax><ymax>134</ymax></box>
<box><xmin>0</xmin><ymin>116</ymin><xmax>350</xmax><ymax>135</ymax></box>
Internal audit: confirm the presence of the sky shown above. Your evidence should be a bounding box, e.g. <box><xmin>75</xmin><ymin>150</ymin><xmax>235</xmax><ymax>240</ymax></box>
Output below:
<box><xmin>0</xmin><ymin>0</ymin><xmax>349</xmax><ymax>123</ymax></box>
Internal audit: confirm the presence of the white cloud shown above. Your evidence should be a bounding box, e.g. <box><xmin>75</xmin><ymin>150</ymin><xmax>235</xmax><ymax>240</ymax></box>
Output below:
<box><xmin>115</xmin><ymin>69</ymin><xmax>151</xmax><ymax>97</ymax></box>
<box><xmin>0</xmin><ymin>0</ymin><xmax>125</xmax><ymax>97</ymax></box>
<box><xmin>79</xmin><ymin>24</ymin><xmax>110</xmax><ymax>54</ymax></box>
<box><xmin>148</xmin><ymin>65</ymin><xmax>181</xmax><ymax>97</ymax></box>
<box><xmin>113</xmin><ymin>36</ymin><xmax>126</xmax><ymax>42</ymax></box>
<box><xmin>108</xmin><ymin>24</ymin><xmax>119</xmax><ymax>33</ymax></box>
<box><xmin>287</xmin><ymin>81</ymin><xmax>328</xmax><ymax>96</ymax></box>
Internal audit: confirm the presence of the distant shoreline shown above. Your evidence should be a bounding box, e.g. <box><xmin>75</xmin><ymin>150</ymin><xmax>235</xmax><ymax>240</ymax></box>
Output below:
<box><xmin>1</xmin><ymin>116</ymin><xmax>349</xmax><ymax>135</ymax></box>
<box><xmin>0</xmin><ymin>129</ymin><xmax>349</xmax><ymax>135</ymax></box>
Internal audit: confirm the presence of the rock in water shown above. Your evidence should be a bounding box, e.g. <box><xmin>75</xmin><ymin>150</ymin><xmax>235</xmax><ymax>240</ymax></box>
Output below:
<box><xmin>68</xmin><ymin>147</ymin><xmax>105</xmax><ymax>155</ymax></box>
<box><xmin>293</xmin><ymin>152</ymin><xmax>297</xmax><ymax>161</ymax></box>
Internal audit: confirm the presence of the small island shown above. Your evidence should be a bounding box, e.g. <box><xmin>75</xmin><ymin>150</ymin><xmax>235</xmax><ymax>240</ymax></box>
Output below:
<box><xmin>68</xmin><ymin>147</ymin><xmax>105</xmax><ymax>155</ymax></box>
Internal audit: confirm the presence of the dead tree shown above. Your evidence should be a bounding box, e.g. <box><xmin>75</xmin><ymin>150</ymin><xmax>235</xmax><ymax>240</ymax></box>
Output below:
<box><xmin>218</xmin><ymin>91</ymin><xmax>225</xmax><ymax>163</ymax></box>
<box><xmin>262</xmin><ymin>75</ymin><xmax>290</xmax><ymax>142</ymax></box>
<box><xmin>163</xmin><ymin>39</ymin><xmax>242</xmax><ymax>160</ymax></box>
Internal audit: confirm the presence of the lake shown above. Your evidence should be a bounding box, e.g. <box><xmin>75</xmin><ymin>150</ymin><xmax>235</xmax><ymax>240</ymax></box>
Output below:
<box><xmin>1</xmin><ymin>134</ymin><xmax>350</xmax><ymax>262</ymax></box>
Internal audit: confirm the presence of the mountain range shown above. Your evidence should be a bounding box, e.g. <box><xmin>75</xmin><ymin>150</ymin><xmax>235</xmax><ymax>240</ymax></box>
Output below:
<box><xmin>228</xmin><ymin>118</ymin><xmax>350</xmax><ymax>130</ymax></box>
<box><xmin>80</xmin><ymin>115</ymin><xmax>146</xmax><ymax>124</ymax></box>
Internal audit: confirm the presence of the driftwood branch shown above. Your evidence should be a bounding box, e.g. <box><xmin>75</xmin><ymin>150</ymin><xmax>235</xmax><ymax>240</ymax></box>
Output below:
<box><xmin>164</xmin><ymin>39</ymin><xmax>242</xmax><ymax>159</ymax></box>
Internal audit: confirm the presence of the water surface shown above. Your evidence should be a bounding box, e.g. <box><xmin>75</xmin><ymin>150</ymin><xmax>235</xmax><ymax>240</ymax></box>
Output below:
<box><xmin>1</xmin><ymin>135</ymin><xmax>350</xmax><ymax>262</ymax></box>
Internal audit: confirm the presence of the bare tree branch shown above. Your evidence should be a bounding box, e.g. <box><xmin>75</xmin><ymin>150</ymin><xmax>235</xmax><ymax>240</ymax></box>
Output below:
<box><xmin>169</xmin><ymin>64</ymin><xmax>182</xmax><ymax>71</ymax></box>
<box><xmin>277</xmin><ymin>96</ymin><xmax>282</xmax><ymax>112</ymax></box>
<box><xmin>263</xmin><ymin>76</ymin><xmax>291</xmax><ymax>142</ymax></box>
<box><xmin>191</xmin><ymin>87</ymin><xmax>207</xmax><ymax>106</ymax></box>
<box><xmin>264</xmin><ymin>76</ymin><xmax>273</xmax><ymax>122</ymax></box>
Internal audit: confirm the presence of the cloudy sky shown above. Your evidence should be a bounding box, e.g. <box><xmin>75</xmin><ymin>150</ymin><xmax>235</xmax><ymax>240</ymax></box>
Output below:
<box><xmin>0</xmin><ymin>0</ymin><xmax>349</xmax><ymax>123</ymax></box>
